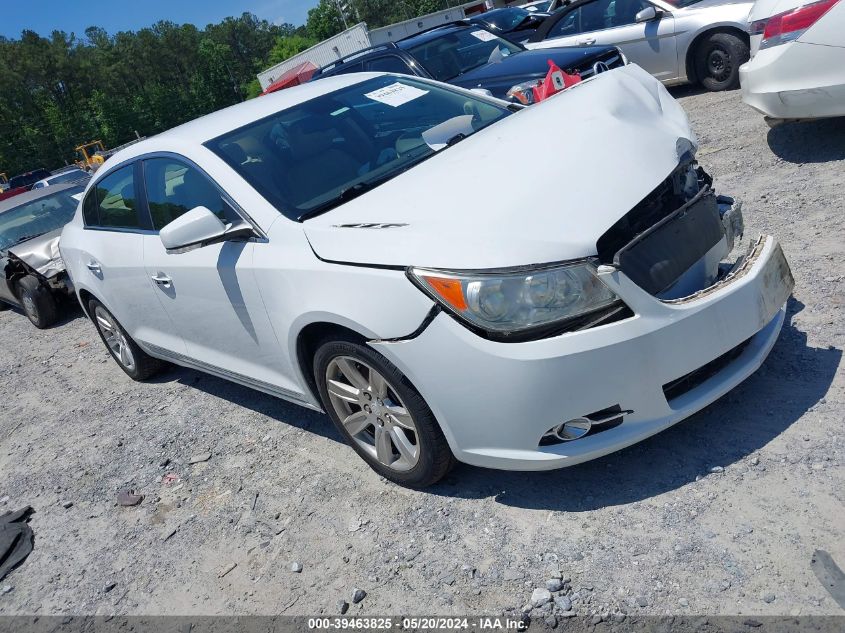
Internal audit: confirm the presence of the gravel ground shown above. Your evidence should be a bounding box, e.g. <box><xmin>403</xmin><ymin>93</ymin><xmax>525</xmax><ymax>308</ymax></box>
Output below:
<box><xmin>0</xmin><ymin>87</ymin><xmax>843</xmax><ymax>623</ymax></box>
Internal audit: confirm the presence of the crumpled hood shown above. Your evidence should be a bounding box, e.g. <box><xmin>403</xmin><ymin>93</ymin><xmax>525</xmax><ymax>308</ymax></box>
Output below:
<box><xmin>304</xmin><ymin>64</ymin><xmax>697</xmax><ymax>270</ymax></box>
<box><xmin>8</xmin><ymin>229</ymin><xmax>65</xmax><ymax>278</ymax></box>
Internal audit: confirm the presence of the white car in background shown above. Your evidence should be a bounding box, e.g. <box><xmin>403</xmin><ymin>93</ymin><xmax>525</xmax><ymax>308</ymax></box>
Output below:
<box><xmin>525</xmin><ymin>0</ymin><xmax>754</xmax><ymax>90</ymax></box>
<box><xmin>60</xmin><ymin>68</ymin><xmax>792</xmax><ymax>487</ymax></box>
<box><xmin>32</xmin><ymin>168</ymin><xmax>91</xmax><ymax>189</ymax></box>
<box><xmin>740</xmin><ymin>0</ymin><xmax>844</xmax><ymax>122</ymax></box>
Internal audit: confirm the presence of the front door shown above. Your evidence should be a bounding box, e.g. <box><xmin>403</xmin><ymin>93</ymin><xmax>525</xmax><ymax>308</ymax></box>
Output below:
<box><xmin>537</xmin><ymin>0</ymin><xmax>679</xmax><ymax>82</ymax></box>
<box><xmin>139</xmin><ymin>156</ymin><xmax>299</xmax><ymax>395</ymax></box>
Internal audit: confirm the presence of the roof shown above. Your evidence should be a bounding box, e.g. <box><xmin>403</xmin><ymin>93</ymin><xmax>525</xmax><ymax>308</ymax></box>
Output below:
<box><xmin>396</xmin><ymin>23</ymin><xmax>473</xmax><ymax>49</ymax></box>
<box><xmin>100</xmin><ymin>73</ymin><xmax>384</xmax><ymax>170</ymax></box>
<box><xmin>0</xmin><ymin>182</ymin><xmax>84</xmax><ymax>214</ymax></box>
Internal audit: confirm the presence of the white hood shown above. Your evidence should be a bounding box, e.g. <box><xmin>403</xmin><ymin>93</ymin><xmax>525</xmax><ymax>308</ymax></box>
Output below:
<box><xmin>304</xmin><ymin>64</ymin><xmax>697</xmax><ymax>270</ymax></box>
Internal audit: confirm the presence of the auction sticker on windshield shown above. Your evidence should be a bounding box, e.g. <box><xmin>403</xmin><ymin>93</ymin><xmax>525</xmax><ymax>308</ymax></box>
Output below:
<box><xmin>470</xmin><ymin>30</ymin><xmax>498</xmax><ymax>42</ymax></box>
<box><xmin>365</xmin><ymin>82</ymin><xmax>429</xmax><ymax>107</ymax></box>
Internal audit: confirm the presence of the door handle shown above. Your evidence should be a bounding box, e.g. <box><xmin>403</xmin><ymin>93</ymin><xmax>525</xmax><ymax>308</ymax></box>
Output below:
<box><xmin>86</xmin><ymin>260</ymin><xmax>101</xmax><ymax>274</ymax></box>
<box><xmin>578</xmin><ymin>37</ymin><xmax>596</xmax><ymax>45</ymax></box>
<box><xmin>151</xmin><ymin>273</ymin><xmax>172</xmax><ymax>286</ymax></box>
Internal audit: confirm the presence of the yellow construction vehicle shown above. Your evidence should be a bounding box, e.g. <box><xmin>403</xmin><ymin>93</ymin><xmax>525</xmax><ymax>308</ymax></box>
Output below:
<box><xmin>75</xmin><ymin>140</ymin><xmax>108</xmax><ymax>171</ymax></box>
<box><xmin>74</xmin><ymin>135</ymin><xmax>144</xmax><ymax>172</ymax></box>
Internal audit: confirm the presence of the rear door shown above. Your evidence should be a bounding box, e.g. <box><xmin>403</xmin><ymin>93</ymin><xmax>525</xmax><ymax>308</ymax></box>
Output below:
<box><xmin>139</xmin><ymin>155</ymin><xmax>298</xmax><ymax>393</ymax></box>
<box><xmin>76</xmin><ymin>163</ymin><xmax>184</xmax><ymax>352</ymax></box>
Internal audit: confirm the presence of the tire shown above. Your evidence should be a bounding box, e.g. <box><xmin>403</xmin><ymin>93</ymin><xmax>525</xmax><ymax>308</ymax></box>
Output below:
<box><xmin>313</xmin><ymin>336</ymin><xmax>455</xmax><ymax>488</ymax></box>
<box><xmin>17</xmin><ymin>275</ymin><xmax>58</xmax><ymax>328</ymax></box>
<box><xmin>694</xmin><ymin>32</ymin><xmax>749</xmax><ymax>91</ymax></box>
<box><xmin>88</xmin><ymin>299</ymin><xmax>165</xmax><ymax>380</ymax></box>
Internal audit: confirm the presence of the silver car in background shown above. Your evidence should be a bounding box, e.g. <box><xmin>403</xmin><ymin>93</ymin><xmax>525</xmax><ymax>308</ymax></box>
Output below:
<box><xmin>526</xmin><ymin>0</ymin><xmax>753</xmax><ymax>90</ymax></box>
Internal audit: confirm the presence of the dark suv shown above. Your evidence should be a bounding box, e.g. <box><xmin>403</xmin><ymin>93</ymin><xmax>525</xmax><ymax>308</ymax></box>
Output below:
<box><xmin>311</xmin><ymin>23</ymin><xmax>625</xmax><ymax>101</ymax></box>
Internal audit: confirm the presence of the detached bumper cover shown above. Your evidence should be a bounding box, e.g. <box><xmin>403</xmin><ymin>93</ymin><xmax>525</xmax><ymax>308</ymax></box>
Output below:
<box><xmin>372</xmin><ymin>236</ymin><xmax>793</xmax><ymax>470</ymax></box>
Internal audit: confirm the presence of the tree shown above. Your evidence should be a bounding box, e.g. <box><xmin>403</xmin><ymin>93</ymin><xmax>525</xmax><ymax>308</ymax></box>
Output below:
<box><xmin>306</xmin><ymin>0</ymin><xmax>345</xmax><ymax>40</ymax></box>
<box><xmin>268</xmin><ymin>34</ymin><xmax>317</xmax><ymax>66</ymax></box>
<box><xmin>0</xmin><ymin>12</ymin><xmax>287</xmax><ymax>174</ymax></box>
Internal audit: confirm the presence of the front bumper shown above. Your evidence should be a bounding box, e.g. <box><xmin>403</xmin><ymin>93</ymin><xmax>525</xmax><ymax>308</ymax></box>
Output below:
<box><xmin>372</xmin><ymin>236</ymin><xmax>793</xmax><ymax>470</ymax></box>
<box><xmin>740</xmin><ymin>42</ymin><xmax>845</xmax><ymax>120</ymax></box>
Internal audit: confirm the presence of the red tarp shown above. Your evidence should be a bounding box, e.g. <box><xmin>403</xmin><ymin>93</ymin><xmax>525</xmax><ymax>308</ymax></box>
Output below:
<box><xmin>261</xmin><ymin>61</ymin><xmax>318</xmax><ymax>95</ymax></box>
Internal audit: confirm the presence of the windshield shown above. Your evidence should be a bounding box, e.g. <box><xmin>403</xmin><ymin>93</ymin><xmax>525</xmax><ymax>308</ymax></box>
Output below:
<box><xmin>406</xmin><ymin>28</ymin><xmax>523</xmax><ymax>81</ymax></box>
<box><xmin>206</xmin><ymin>75</ymin><xmax>511</xmax><ymax>221</ymax></box>
<box><xmin>0</xmin><ymin>186</ymin><xmax>83</xmax><ymax>251</ymax></box>
<box><xmin>477</xmin><ymin>8</ymin><xmax>532</xmax><ymax>31</ymax></box>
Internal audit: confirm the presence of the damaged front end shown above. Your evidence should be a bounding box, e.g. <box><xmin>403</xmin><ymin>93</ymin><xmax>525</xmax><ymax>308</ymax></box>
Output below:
<box><xmin>5</xmin><ymin>231</ymin><xmax>73</xmax><ymax>296</ymax></box>
<box><xmin>596</xmin><ymin>160</ymin><xmax>754</xmax><ymax>302</ymax></box>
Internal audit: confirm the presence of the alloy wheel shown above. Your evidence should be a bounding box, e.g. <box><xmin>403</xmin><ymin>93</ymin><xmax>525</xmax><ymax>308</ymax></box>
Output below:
<box><xmin>94</xmin><ymin>306</ymin><xmax>136</xmax><ymax>371</ymax></box>
<box><xmin>325</xmin><ymin>356</ymin><xmax>420</xmax><ymax>472</ymax></box>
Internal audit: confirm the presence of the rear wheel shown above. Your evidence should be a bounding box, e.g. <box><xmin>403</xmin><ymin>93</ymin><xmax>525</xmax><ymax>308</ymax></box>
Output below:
<box><xmin>314</xmin><ymin>337</ymin><xmax>455</xmax><ymax>488</ymax></box>
<box><xmin>17</xmin><ymin>275</ymin><xmax>58</xmax><ymax>329</ymax></box>
<box><xmin>695</xmin><ymin>32</ymin><xmax>749</xmax><ymax>91</ymax></box>
<box><xmin>89</xmin><ymin>299</ymin><xmax>165</xmax><ymax>380</ymax></box>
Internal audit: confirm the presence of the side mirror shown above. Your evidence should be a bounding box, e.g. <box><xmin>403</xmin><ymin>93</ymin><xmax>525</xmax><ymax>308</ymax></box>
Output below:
<box><xmin>159</xmin><ymin>206</ymin><xmax>253</xmax><ymax>252</ymax></box>
<box><xmin>635</xmin><ymin>6</ymin><xmax>660</xmax><ymax>22</ymax></box>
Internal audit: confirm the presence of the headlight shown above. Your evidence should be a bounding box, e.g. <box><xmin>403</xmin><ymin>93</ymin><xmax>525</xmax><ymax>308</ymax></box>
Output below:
<box><xmin>409</xmin><ymin>261</ymin><xmax>621</xmax><ymax>336</ymax></box>
<box><xmin>506</xmin><ymin>80</ymin><xmax>541</xmax><ymax>105</ymax></box>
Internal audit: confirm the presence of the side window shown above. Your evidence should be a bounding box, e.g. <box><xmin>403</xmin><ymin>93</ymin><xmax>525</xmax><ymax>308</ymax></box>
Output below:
<box><xmin>88</xmin><ymin>165</ymin><xmax>140</xmax><ymax>229</ymax></box>
<box><xmin>143</xmin><ymin>158</ymin><xmax>230</xmax><ymax>231</ymax></box>
<box><xmin>565</xmin><ymin>0</ymin><xmax>649</xmax><ymax>34</ymax></box>
<box><xmin>327</xmin><ymin>61</ymin><xmax>364</xmax><ymax>76</ymax></box>
<box><xmin>365</xmin><ymin>56</ymin><xmax>412</xmax><ymax>74</ymax></box>
<box><xmin>549</xmin><ymin>9</ymin><xmax>581</xmax><ymax>37</ymax></box>
<box><xmin>607</xmin><ymin>0</ymin><xmax>652</xmax><ymax>28</ymax></box>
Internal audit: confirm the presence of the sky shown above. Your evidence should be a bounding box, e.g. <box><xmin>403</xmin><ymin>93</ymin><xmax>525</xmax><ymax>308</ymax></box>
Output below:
<box><xmin>1</xmin><ymin>0</ymin><xmax>321</xmax><ymax>39</ymax></box>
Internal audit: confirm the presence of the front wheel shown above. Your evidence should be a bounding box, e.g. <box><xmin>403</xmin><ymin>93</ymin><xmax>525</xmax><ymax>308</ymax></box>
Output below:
<box><xmin>695</xmin><ymin>32</ymin><xmax>749</xmax><ymax>91</ymax></box>
<box><xmin>314</xmin><ymin>337</ymin><xmax>455</xmax><ymax>488</ymax></box>
<box><xmin>89</xmin><ymin>299</ymin><xmax>165</xmax><ymax>380</ymax></box>
<box><xmin>17</xmin><ymin>275</ymin><xmax>58</xmax><ymax>328</ymax></box>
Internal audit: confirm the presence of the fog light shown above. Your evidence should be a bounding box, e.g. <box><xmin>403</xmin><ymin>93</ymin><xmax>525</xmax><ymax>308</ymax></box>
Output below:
<box><xmin>544</xmin><ymin>418</ymin><xmax>592</xmax><ymax>443</ymax></box>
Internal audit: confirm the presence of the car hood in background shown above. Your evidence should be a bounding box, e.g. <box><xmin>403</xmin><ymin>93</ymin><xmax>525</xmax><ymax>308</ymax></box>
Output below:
<box><xmin>450</xmin><ymin>45</ymin><xmax>618</xmax><ymax>97</ymax></box>
<box><xmin>304</xmin><ymin>64</ymin><xmax>696</xmax><ymax>270</ymax></box>
<box><xmin>8</xmin><ymin>229</ymin><xmax>66</xmax><ymax>278</ymax></box>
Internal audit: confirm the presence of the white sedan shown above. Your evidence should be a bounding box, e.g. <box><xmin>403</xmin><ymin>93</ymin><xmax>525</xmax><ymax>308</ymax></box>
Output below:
<box><xmin>60</xmin><ymin>68</ymin><xmax>793</xmax><ymax>487</ymax></box>
<box><xmin>740</xmin><ymin>0</ymin><xmax>845</xmax><ymax>122</ymax></box>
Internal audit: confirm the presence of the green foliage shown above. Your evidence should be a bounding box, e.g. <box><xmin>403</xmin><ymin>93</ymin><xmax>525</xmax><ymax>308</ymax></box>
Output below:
<box><xmin>0</xmin><ymin>12</ymin><xmax>284</xmax><ymax>174</ymax></box>
<box><xmin>306</xmin><ymin>0</ymin><xmax>346</xmax><ymax>40</ymax></box>
<box><xmin>269</xmin><ymin>34</ymin><xmax>317</xmax><ymax>66</ymax></box>
<box><xmin>0</xmin><ymin>2</ymin><xmax>462</xmax><ymax>174</ymax></box>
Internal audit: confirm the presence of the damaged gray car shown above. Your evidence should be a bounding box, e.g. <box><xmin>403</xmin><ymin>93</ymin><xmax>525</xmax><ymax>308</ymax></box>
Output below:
<box><xmin>0</xmin><ymin>183</ymin><xmax>83</xmax><ymax>328</ymax></box>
